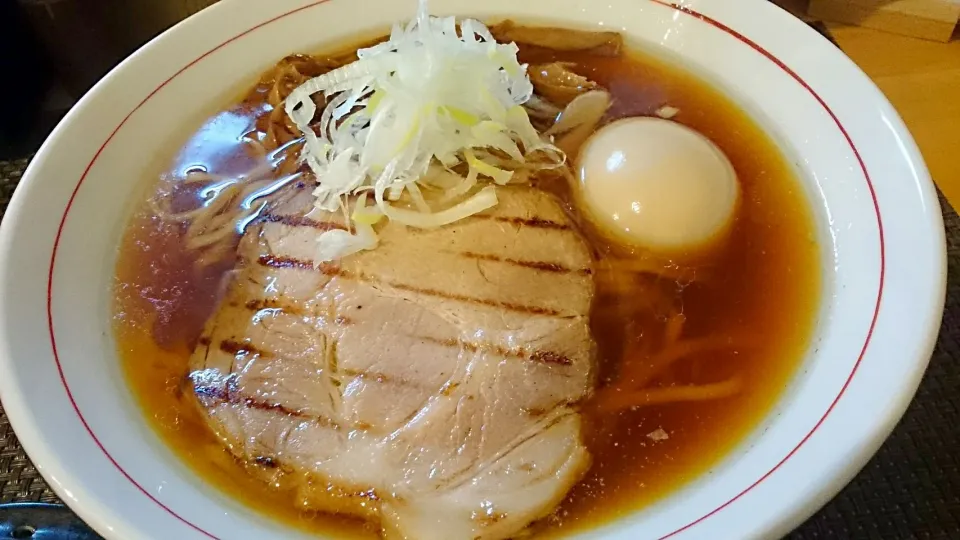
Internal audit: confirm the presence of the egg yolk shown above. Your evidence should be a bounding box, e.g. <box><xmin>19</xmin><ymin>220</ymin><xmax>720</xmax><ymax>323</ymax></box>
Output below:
<box><xmin>576</xmin><ymin>117</ymin><xmax>739</xmax><ymax>253</ymax></box>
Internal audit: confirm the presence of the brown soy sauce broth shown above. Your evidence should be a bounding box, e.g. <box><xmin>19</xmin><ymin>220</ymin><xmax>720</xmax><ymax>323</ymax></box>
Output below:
<box><xmin>113</xmin><ymin>36</ymin><xmax>819</xmax><ymax>538</ymax></box>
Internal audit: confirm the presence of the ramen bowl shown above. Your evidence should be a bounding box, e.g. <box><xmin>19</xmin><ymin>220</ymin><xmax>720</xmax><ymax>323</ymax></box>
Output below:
<box><xmin>0</xmin><ymin>0</ymin><xmax>945</xmax><ymax>539</ymax></box>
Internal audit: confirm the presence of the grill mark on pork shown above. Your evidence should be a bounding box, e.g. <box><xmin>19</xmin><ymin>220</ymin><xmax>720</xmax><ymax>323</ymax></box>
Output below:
<box><xmin>219</xmin><ymin>339</ymin><xmax>273</xmax><ymax>358</ymax></box>
<box><xmin>458</xmin><ymin>251</ymin><xmax>592</xmax><ymax>275</ymax></box>
<box><xmin>489</xmin><ymin>215</ymin><xmax>571</xmax><ymax>230</ymax></box>
<box><xmin>257</xmin><ymin>255</ymin><xmax>565</xmax><ymax>317</ymax></box>
<box><xmin>418</xmin><ymin>336</ymin><xmax>573</xmax><ymax>366</ymax></box>
<box><xmin>258</xmin><ymin>213</ymin><xmax>348</xmax><ymax>232</ymax></box>
<box><xmin>383</xmin><ymin>281</ymin><xmax>564</xmax><ymax>317</ymax></box>
<box><xmin>192</xmin><ymin>376</ymin><xmax>343</xmax><ymax>429</ymax></box>
<box><xmin>243</xmin><ymin>399</ymin><xmax>339</xmax><ymax>429</ymax></box>
<box><xmin>529</xmin><ymin>350</ymin><xmax>573</xmax><ymax>365</ymax></box>
<box><xmin>258</xmin><ymin>255</ymin><xmax>337</xmax><ymax>272</ymax></box>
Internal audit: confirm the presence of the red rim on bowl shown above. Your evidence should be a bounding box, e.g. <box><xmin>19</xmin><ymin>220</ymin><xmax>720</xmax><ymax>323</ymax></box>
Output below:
<box><xmin>44</xmin><ymin>2</ymin><xmax>884</xmax><ymax>538</ymax></box>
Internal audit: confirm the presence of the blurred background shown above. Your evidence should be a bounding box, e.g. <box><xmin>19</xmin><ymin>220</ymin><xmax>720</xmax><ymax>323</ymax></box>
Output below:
<box><xmin>0</xmin><ymin>0</ymin><xmax>217</xmax><ymax>158</ymax></box>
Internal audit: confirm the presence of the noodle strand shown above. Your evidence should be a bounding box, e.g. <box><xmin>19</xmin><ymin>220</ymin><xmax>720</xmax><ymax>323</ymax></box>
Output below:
<box><xmin>591</xmin><ymin>377</ymin><xmax>743</xmax><ymax>413</ymax></box>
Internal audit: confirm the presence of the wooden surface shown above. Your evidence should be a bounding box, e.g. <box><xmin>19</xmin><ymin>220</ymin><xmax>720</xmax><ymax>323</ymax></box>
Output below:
<box><xmin>827</xmin><ymin>24</ymin><xmax>960</xmax><ymax>208</ymax></box>
<box><xmin>809</xmin><ymin>0</ymin><xmax>960</xmax><ymax>41</ymax></box>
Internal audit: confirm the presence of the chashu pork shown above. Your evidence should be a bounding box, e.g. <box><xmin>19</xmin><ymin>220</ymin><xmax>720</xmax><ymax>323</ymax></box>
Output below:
<box><xmin>187</xmin><ymin>184</ymin><xmax>597</xmax><ymax>539</ymax></box>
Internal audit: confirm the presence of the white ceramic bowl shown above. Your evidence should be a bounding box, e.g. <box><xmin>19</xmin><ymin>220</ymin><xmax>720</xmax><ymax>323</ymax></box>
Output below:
<box><xmin>0</xmin><ymin>0</ymin><xmax>946</xmax><ymax>538</ymax></box>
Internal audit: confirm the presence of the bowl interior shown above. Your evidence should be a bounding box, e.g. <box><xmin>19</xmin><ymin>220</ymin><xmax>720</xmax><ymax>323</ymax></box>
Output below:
<box><xmin>0</xmin><ymin>0</ymin><xmax>943</xmax><ymax>539</ymax></box>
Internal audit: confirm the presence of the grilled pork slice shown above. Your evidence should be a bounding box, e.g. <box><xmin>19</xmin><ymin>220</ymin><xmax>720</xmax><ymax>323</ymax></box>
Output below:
<box><xmin>188</xmin><ymin>185</ymin><xmax>597</xmax><ymax>539</ymax></box>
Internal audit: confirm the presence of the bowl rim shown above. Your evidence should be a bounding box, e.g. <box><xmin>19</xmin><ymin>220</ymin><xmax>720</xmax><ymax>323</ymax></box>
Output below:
<box><xmin>0</xmin><ymin>0</ymin><xmax>946</xmax><ymax>539</ymax></box>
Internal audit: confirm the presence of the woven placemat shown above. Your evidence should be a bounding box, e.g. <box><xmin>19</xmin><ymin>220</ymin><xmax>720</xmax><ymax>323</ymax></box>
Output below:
<box><xmin>0</xmin><ymin>158</ymin><xmax>59</xmax><ymax>505</ymax></box>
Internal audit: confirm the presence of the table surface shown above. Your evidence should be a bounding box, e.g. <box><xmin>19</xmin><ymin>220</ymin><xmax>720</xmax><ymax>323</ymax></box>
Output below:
<box><xmin>2</xmin><ymin>6</ymin><xmax>960</xmax><ymax>540</ymax></box>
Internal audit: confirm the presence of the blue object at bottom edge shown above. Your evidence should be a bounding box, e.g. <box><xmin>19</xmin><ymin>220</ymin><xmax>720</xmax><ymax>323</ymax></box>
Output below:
<box><xmin>0</xmin><ymin>504</ymin><xmax>100</xmax><ymax>540</ymax></box>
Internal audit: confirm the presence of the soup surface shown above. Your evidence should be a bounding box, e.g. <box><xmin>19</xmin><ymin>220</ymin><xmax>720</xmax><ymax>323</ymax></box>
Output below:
<box><xmin>113</xmin><ymin>28</ymin><xmax>819</xmax><ymax>538</ymax></box>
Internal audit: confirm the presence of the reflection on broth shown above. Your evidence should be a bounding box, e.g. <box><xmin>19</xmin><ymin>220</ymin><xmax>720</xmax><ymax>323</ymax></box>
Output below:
<box><xmin>113</xmin><ymin>14</ymin><xmax>818</xmax><ymax>540</ymax></box>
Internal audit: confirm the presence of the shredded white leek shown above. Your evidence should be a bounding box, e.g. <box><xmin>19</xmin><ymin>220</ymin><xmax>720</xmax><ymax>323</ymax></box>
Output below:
<box><xmin>285</xmin><ymin>0</ymin><xmax>562</xmax><ymax>261</ymax></box>
<box><xmin>314</xmin><ymin>194</ymin><xmax>379</xmax><ymax>263</ymax></box>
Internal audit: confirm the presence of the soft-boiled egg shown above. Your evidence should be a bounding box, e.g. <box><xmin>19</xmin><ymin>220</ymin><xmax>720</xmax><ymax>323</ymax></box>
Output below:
<box><xmin>576</xmin><ymin>117</ymin><xmax>739</xmax><ymax>254</ymax></box>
